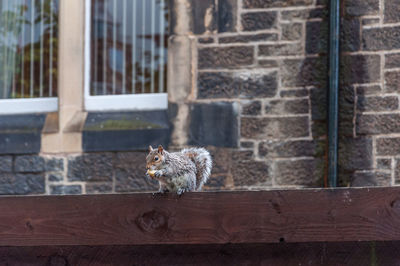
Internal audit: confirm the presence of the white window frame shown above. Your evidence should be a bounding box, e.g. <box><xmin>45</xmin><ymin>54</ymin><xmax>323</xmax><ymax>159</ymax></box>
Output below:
<box><xmin>84</xmin><ymin>0</ymin><xmax>168</xmax><ymax>112</ymax></box>
<box><xmin>0</xmin><ymin>0</ymin><xmax>59</xmax><ymax>115</ymax></box>
<box><xmin>0</xmin><ymin>98</ymin><xmax>58</xmax><ymax>115</ymax></box>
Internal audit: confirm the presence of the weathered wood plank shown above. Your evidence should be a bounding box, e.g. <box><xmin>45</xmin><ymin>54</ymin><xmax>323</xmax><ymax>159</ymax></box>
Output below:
<box><xmin>0</xmin><ymin>187</ymin><xmax>399</xmax><ymax>246</ymax></box>
<box><xmin>0</xmin><ymin>242</ymin><xmax>399</xmax><ymax>265</ymax></box>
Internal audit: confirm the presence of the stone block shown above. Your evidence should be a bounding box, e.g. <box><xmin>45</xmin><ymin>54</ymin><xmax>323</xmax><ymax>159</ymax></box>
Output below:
<box><xmin>241</xmin><ymin>100</ymin><xmax>262</xmax><ymax>116</ymax></box>
<box><xmin>0</xmin><ymin>114</ymin><xmax>45</xmax><ymax>155</ymax></box>
<box><xmin>243</xmin><ymin>0</ymin><xmax>313</xmax><ymax>8</ymax></box>
<box><xmin>240</xmin><ymin>141</ymin><xmax>255</xmax><ymax>149</ymax></box>
<box><xmin>281</xmin><ymin>57</ymin><xmax>328</xmax><ymax>87</ymax></box>
<box><xmin>207</xmin><ymin>147</ymin><xmax>233</xmax><ymax>174</ymax></box>
<box><xmin>198</xmin><ymin>72</ymin><xmax>238</xmax><ymax>98</ymax></box>
<box><xmin>340</xmin><ymin>18</ymin><xmax>361</xmax><ymax>52</ymax></box>
<box><xmin>115</xmin><ymin>168</ymin><xmax>159</xmax><ymax>192</ymax></box>
<box><xmin>86</xmin><ymin>183</ymin><xmax>113</xmax><ymax>194</ymax></box>
<box><xmin>352</xmin><ymin>171</ymin><xmax>391</xmax><ymax>187</ymax></box>
<box><xmin>357</xmin><ymin>85</ymin><xmax>381</xmax><ymax>95</ymax></box>
<box><xmin>259</xmin><ymin>140</ymin><xmax>325</xmax><ymax>158</ymax></box>
<box><xmin>189</xmin><ymin>102</ymin><xmax>239</xmax><ymax>148</ymax></box>
<box><xmin>264</xmin><ymin>99</ymin><xmax>309</xmax><ymax>115</ymax></box>
<box><xmin>231</xmin><ymin>150</ymin><xmax>254</xmax><ymax>161</ymax></box>
<box><xmin>219</xmin><ymin>33</ymin><xmax>277</xmax><ymax>43</ymax></box>
<box><xmin>48</xmin><ymin>173</ymin><xmax>63</xmax><ymax>182</ymax></box>
<box><xmin>191</xmin><ymin>0</ymin><xmax>217</xmax><ymax>34</ymax></box>
<box><xmin>312</xmin><ymin>120</ymin><xmax>327</xmax><ymax>138</ymax></box>
<box><xmin>45</xmin><ymin>158</ymin><xmax>64</xmax><ymax>172</ymax></box>
<box><xmin>0</xmin><ymin>133</ymin><xmax>41</xmax><ymax>155</ymax></box>
<box><xmin>0</xmin><ymin>156</ymin><xmax>12</xmax><ymax>172</ymax></box>
<box><xmin>357</xmin><ymin>114</ymin><xmax>400</xmax><ymax>135</ymax></box>
<box><xmin>50</xmin><ymin>185</ymin><xmax>82</xmax><ymax>195</ymax></box>
<box><xmin>281</xmin><ymin>8</ymin><xmax>328</xmax><ymax>20</ymax></box>
<box><xmin>344</xmin><ymin>0</ymin><xmax>379</xmax><ymax>17</ymax></box>
<box><xmin>0</xmin><ymin>173</ymin><xmax>45</xmax><ymax>195</ymax></box>
<box><xmin>275</xmin><ymin>159</ymin><xmax>324</xmax><ymax>187</ymax></box>
<box><xmin>259</xmin><ymin>43</ymin><xmax>303</xmax><ymax>56</ymax></box>
<box><xmin>203</xmin><ymin>174</ymin><xmax>228</xmax><ymax>191</ymax></box>
<box><xmin>67</xmin><ymin>153</ymin><xmax>113</xmax><ymax>182</ymax></box>
<box><xmin>385</xmin><ymin>72</ymin><xmax>400</xmax><ymax>93</ymax></box>
<box><xmin>362</xmin><ymin>18</ymin><xmax>380</xmax><ymax>26</ymax></box>
<box><xmin>15</xmin><ymin>155</ymin><xmax>45</xmax><ymax>173</ymax></box>
<box><xmin>258</xmin><ymin>60</ymin><xmax>278</xmax><ymax>68</ymax></box>
<box><xmin>340</xmin><ymin>55</ymin><xmax>380</xmax><ymax>85</ymax></box>
<box><xmin>338</xmin><ymin>86</ymin><xmax>355</xmax><ymax>137</ymax></box>
<box><xmin>357</xmin><ymin>96</ymin><xmax>398</xmax><ymax>112</ymax></box>
<box><xmin>281</xmin><ymin>23</ymin><xmax>302</xmax><ymax>41</ymax></box>
<box><xmin>338</xmin><ymin>137</ymin><xmax>373</xmax><ymax>171</ymax></box>
<box><xmin>198</xmin><ymin>46</ymin><xmax>254</xmax><ymax>69</ymax></box>
<box><xmin>189</xmin><ymin>0</ymin><xmax>239</xmax><ymax>33</ymax></box>
<box><xmin>241</xmin><ymin>116</ymin><xmax>309</xmax><ymax>139</ymax></box>
<box><xmin>114</xmin><ymin>152</ymin><xmax>159</xmax><ymax>192</ymax></box>
<box><xmin>310</xmin><ymin>87</ymin><xmax>327</xmax><ymax>121</ymax></box>
<box><xmin>0</xmin><ymin>114</ymin><xmax>45</xmax><ymax>133</ymax></box>
<box><xmin>376</xmin><ymin>138</ymin><xmax>400</xmax><ymax>156</ymax></box>
<box><xmin>218</xmin><ymin>0</ymin><xmax>238</xmax><ymax>32</ymax></box>
<box><xmin>363</xmin><ymin>26</ymin><xmax>400</xmax><ymax>51</ymax></box>
<box><xmin>280</xmin><ymin>89</ymin><xmax>309</xmax><ymax>98</ymax></box>
<box><xmin>83</xmin><ymin>111</ymin><xmax>170</xmax><ymax>152</ymax></box>
<box><xmin>198</xmin><ymin>71</ymin><xmax>277</xmax><ymax>99</ymax></box>
<box><xmin>384</xmin><ymin>0</ymin><xmax>400</xmax><ymax>23</ymax></box>
<box><xmin>231</xmin><ymin>160</ymin><xmax>270</xmax><ymax>186</ymax></box>
<box><xmin>377</xmin><ymin>158</ymin><xmax>392</xmax><ymax>170</ymax></box>
<box><xmin>306</xmin><ymin>21</ymin><xmax>328</xmax><ymax>54</ymax></box>
<box><xmin>385</xmin><ymin>53</ymin><xmax>400</xmax><ymax>69</ymax></box>
<box><xmin>241</xmin><ymin>12</ymin><xmax>277</xmax><ymax>31</ymax></box>
<box><xmin>237</xmin><ymin>71</ymin><xmax>278</xmax><ymax>98</ymax></box>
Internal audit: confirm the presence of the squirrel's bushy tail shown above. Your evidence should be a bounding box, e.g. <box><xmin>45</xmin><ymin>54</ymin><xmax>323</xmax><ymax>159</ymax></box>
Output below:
<box><xmin>181</xmin><ymin>147</ymin><xmax>212</xmax><ymax>191</ymax></box>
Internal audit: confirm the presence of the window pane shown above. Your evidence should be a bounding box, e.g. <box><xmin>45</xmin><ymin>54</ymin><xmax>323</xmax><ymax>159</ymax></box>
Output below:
<box><xmin>91</xmin><ymin>0</ymin><xmax>168</xmax><ymax>96</ymax></box>
<box><xmin>0</xmin><ymin>0</ymin><xmax>59</xmax><ymax>99</ymax></box>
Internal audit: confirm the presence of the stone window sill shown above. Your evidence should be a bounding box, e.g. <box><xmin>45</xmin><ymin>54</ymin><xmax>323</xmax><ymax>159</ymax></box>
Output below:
<box><xmin>82</xmin><ymin>110</ymin><xmax>171</xmax><ymax>152</ymax></box>
<box><xmin>0</xmin><ymin>114</ymin><xmax>47</xmax><ymax>154</ymax></box>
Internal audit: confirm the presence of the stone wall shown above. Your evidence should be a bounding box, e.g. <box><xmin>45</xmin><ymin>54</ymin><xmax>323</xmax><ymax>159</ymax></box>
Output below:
<box><xmin>339</xmin><ymin>0</ymin><xmax>400</xmax><ymax>186</ymax></box>
<box><xmin>2</xmin><ymin>0</ymin><xmax>400</xmax><ymax>195</ymax></box>
<box><xmin>180</xmin><ymin>0</ymin><xmax>329</xmax><ymax>189</ymax></box>
<box><xmin>0</xmin><ymin>153</ymin><xmax>159</xmax><ymax>195</ymax></box>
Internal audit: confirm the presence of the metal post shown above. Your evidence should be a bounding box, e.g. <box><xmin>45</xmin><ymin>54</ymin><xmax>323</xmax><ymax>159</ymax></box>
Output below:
<box><xmin>328</xmin><ymin>0</ymin><xmax>340</xmax><ymax>187</ymax></box>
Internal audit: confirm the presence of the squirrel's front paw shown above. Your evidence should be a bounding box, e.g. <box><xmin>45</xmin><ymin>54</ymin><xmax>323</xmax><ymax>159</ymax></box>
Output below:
<box><xmin>176</xmin><ymin>188</ymin><xmax>187</xmax><ymax>196</ymax></box>
<box><xmin>154</xmin><ymin>170</ymin><xmax>163</xmax><ymax>178</ymax></box>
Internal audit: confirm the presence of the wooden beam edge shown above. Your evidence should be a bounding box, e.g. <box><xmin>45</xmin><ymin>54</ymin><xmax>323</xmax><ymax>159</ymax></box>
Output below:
<box><xmin>0</xmin><ymin>187</ymin><xmax>398</xmax><ymax>246</ymax></box>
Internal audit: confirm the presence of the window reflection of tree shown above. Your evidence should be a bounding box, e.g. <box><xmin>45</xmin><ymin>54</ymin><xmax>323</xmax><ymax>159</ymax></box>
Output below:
<box><xmin>91</xmin><ymin>0</ymin><xmax>168</xmax><ymax>96</ymax></box>
<box><xmin>0</xmin><ymin>0</ymin><xmax>58</xmax><ymax>99</ymax></box>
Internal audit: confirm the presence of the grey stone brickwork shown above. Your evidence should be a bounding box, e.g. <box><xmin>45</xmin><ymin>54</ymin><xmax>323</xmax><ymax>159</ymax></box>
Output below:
<box><xmin>337</xmin><ymin>0</ymin><xmax>400</xmax><ymax>187</ymax></box>
<box><xmin>192</xmin><ymin>0</ymin><xmax>328</xmax><ymax>189</ymax></box>
<box><xmin>2</xmin><ymin>0</ymin><xmax>400</xmax><ymax>195</ymax></box>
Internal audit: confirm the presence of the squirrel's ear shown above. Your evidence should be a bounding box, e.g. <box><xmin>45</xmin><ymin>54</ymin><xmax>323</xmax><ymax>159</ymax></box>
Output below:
<box><xmin>158</xmin><ymin>145</ymin><xmax>164</xmax><ymax>154</ymax></box>
<box><xmin>148</xmin><ymin>145</ymin><xmax>153</xmax><ymax>152</ymax></box>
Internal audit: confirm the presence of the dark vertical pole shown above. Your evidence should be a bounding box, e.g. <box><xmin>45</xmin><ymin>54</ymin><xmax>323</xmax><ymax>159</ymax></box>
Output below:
<box><xmin>328</xmin><ymin>0</ymin><xmax>340</xmax><ymax>187</ymax></box>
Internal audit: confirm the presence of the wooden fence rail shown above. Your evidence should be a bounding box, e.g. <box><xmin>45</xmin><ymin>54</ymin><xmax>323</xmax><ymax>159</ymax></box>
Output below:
<box><xmin>1</xmin><ymin>187</ymin><xmax>400</xmax><ymax>246</ymax></box>
<box><xmin>1</xmin><ymin>187</ymin><xmax>400</xmax><ymax>264</ymax></box>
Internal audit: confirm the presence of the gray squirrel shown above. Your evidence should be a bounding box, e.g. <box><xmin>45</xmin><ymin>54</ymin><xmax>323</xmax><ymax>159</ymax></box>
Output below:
<box><xmin>146</xmin><ymin>145</ymin><xmax>212</xmax><ymax>194</ymax></box>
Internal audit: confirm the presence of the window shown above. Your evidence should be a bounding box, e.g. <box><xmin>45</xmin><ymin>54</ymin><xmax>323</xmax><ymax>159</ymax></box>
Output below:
<box><xmin>85</xmin><ymin>0</ymin><xmax>169</xmax><ymax>111</ymax></box>
<box><xmin>0</xmin><ymin>0</ymin><xmax>59</xmax><ymax>114</ymax></box>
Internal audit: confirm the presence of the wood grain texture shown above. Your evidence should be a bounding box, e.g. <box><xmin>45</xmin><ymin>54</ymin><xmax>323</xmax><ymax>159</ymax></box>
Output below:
<box><xmin>0</xmin><ymin>187</ymin><xmax>400</xmax><ymax>246</ymax></box>
<box><xmin>0</xmin><ymin>242</ymin><xmax>400</xmax><ymax>265</ymax></box>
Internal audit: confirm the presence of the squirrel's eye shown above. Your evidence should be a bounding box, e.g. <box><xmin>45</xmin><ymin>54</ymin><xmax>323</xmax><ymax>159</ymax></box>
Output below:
<box><xmin>154</xmin><ymin>156</ymin><xmax>159</xmax><ymax>161</ymax></box>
